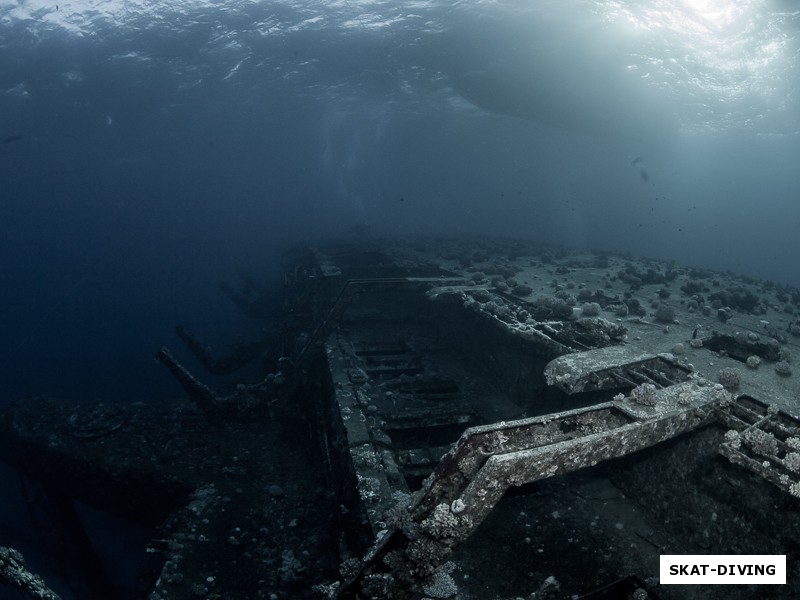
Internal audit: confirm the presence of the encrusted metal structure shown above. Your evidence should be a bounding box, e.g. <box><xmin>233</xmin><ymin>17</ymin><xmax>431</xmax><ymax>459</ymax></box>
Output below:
<box><xmin>1</xmin><ymin>236</ymin><xmax>799</xmax><ymax>600</ymax></box>
<box><xmin>302</xmin><ymin>239</ymin><xmax>800</xmax><ymax>600</ymax></box>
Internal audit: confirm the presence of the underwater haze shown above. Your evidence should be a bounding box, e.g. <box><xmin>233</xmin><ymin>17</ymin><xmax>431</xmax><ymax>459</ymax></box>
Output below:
<box><xmin>2</xmin><ymin>0</ymin><xmax>800</xmax><ymax>402</ymax></box>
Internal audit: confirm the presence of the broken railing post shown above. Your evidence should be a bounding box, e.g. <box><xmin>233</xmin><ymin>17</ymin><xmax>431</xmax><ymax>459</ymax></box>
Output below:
<box><xmin>175</xmin><ymin>325</ymin><xmax>273</xmax><ymax>376</ymax></box>
<box><xmin>156</xmin><ymin>347</ymin><xmax>220</xmax><ymax>415</ymax></box>
<box><xmin>0</xmin><ymin>546</ymin><xmax>61</xmax><ymax>600</ymax></box>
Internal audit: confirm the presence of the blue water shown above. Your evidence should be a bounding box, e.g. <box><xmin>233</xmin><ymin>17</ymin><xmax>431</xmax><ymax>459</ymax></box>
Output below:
<box><xmin>2</xmin><ymin>0</ymin><xmax>799</xmax><ymax>402</ymax></box>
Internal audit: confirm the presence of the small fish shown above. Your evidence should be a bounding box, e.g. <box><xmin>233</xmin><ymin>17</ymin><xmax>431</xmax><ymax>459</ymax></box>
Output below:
<box><xmin>2</xmin><ymin>135</ymin><xmax>21</xmax><ymax>143</ymax></box>
<box><xmin>631</xmin><ymin>156</ymin><xmax>643</xmax><ymax>167</ymax></box>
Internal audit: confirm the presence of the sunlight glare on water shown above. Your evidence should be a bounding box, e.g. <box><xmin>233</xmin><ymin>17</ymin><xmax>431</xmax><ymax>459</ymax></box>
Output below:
<box><xmin>598</xmin><ymin>0</ymin><xmax>794</xmax><ymax>131</ymax></box>
<box><xmin>604</xmin><ymin>0</ymin><xmax>757</xmax><ymax>36</ymax></box>
<box><xmin>678</xmin><ymin>0</ymin><xmax>750</xmax><ymax>32</ymax></box>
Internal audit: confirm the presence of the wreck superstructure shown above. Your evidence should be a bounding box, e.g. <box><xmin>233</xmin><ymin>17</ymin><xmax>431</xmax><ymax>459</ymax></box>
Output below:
<box><xmin>296</xmin><ymin>237</ymin><xmax>800</xmax><ymax>599</ymax></box>
<box><xmin>1</xmin><ymin>236</ymin><xmax>800</xmax><ymax>599</ymax></box>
